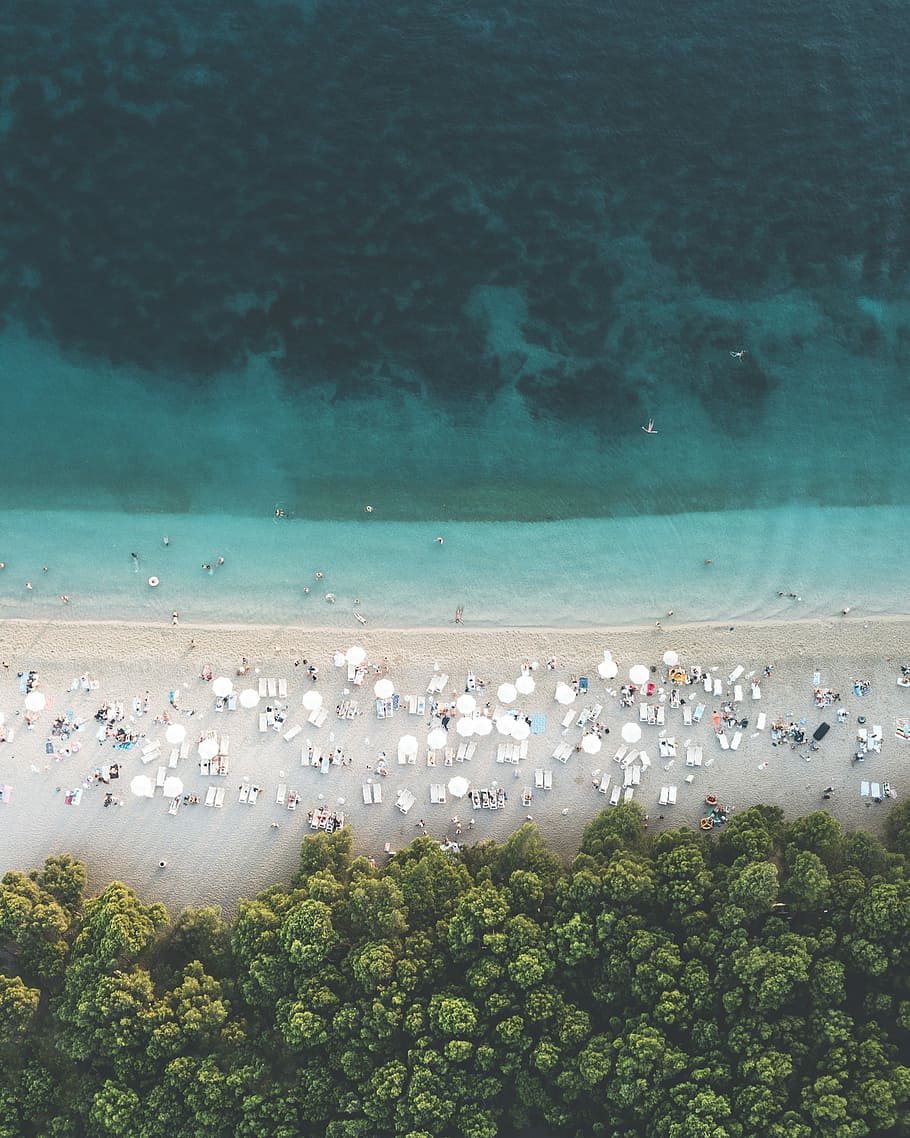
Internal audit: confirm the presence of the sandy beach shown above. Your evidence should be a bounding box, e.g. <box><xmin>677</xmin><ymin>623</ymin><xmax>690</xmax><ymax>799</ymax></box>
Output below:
<box><xmin>0</xmin><ymin>615</ymin><xmax>907</xmax><ymax>917</ymax></box>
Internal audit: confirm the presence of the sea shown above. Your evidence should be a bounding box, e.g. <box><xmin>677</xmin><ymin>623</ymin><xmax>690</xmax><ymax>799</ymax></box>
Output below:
<box><xmin>1</xmin><ymin>0</ymin><xmax>908</xmax><ymax>629</ymax></box>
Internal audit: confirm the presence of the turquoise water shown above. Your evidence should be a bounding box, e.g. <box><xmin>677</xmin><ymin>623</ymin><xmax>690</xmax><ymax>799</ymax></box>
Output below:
<box><xmin>1</xmin><ymin>3</ymin><xmax>909</xmax><ymax>623</ymax></box>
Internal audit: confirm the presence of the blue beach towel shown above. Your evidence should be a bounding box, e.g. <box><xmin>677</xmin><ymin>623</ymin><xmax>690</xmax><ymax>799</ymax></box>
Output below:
<box><xmin>530</xmin><ymin>714</ymin><xmax>548</xmax><ymax>735</ymax></box>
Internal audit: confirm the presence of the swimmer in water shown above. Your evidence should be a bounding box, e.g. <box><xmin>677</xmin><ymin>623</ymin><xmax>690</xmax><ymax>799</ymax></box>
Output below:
<box><xmin>365</xmin><ymin>505</ymin><xmax>374</xmax><ymax>513</ymax></box>
<box><xmin>315</xmin><ymin>571</ymin><xmax>324</xmax><ymax>580</ymax></box>
<box><xmin>436</xmin><ymin>536</ymin><xmax>445</xmax><ymax>545</ymax></box>
<box><xmin>730</xmin><ymin>349</ymin><xmax>747</xmax><ymax>361</ymax></box>
<box><xmin>163</xmin><ymin>536</ymin><xmax>169</xmax><ymax>546</ymax></box>
<box><xmin>274</xmin><ymin>506</ymin><xmax>286</xmax><ymax>519</ymax></box>
<box><xmin>325</xmin><ymin>593</ymin><xmax>336</xmax><ymax>604</ymax></box>
<box><xmin>642</xmin><ymin>419</ymin><xmax>658</xmax><ymax>434</ymax></box>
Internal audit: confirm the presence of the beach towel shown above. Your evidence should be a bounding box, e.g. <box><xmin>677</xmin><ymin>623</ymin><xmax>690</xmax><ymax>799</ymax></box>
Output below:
<box><xmin>530</xmin><ymin>714</ymin><xmax>547</xmax><ymax>734</ymax></box>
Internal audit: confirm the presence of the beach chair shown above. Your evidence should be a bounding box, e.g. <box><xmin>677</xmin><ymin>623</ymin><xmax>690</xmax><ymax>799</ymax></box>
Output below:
<box><xmin>756</xmin><ymin>712</ymin><xmax>767</xmax><ymax>731</ymax></box>
<box><xmin>693</xmin><ymin>703</ymin><xmax>706</xmax><ymax>723</ymax></box>
<box><xmin>578</xmin><ymin>677</ymin><xmax>589</xmax><ymax>695</ymax></box>
<box><xmin>267</xmin><ymin>678</ymin><xmax>277</xmax><ymax>698</ymax></box>
<box><xmin>717</xmin><ymin>732</ymin><xmax>730</xmax><ymax>750</ymax></box>
<box><xmin>686</xmin><ymin>745</ymin><xmax>703</xmax><ymax>767</ymax></box>
<box><xmin>155</xmin><ymin>766</ymin><xmax>166</xmax><ymax>789</ymax></box>
<box><xmin>730</xmin><ymin>731</ymin><xmax>742</xmax><ymax>751</ymax></box>
<box><xmin>639</xmin><ymin>703</ymin><xmax>649</xmax><ymax>723</ymax></box>
<box><xmin>396</xmin><ymin>789</ymin><xmax>416</xmax><ymax>814</ymax></box>
<box><xmin>227</xmin><ymin>692</ymin><xmax>237</xmax><ymax>711</ymax></box>
<box><xmin>639</xmin><ymin>750</ymin><xmax>651</xmax><ymax>771</ymax></box>
<box><xmin>283</xmin><ymin>724</ymin><xmax>302</xmax><ymax>743</ymax></box>
<box><xmin>427</xmin><ymin>750</ymin><xmax>437</xmax><ymax>767</ymax></box>
<box><xmin>543</xmin><ymin>771</ymin><xmax>552</xmax><ymax>790</ymax></box>
<box><xmin>751</xmin><ymin>682</ymin><xmax>762</xmax><ymax>700</ymax></box>
<box><xmin>372</xmin><ymin>783</ymin><xmax>382</xmax><ymax>804</ymax></box>
<box><xmin>598</xmin><ymin>773</ymin><xmax>610</xmax><ymax>794</ymax></box>
<box><xmin>631</xmin><ymin>766</ymin><xmax>641</xmax><ymax>786</ymax></box>
<box><xmin>219</xmin><ymin>735</ymin><xmax>230</xmax><ymax>756</ymax></box>
<box><xmin>703</xmin><ymin>675</ymin><xmax>712</xmax><ymax>693</ymax></box>
<box><xmin>668</xmin><ymin>786</ymin><xmax>677</xmax><ymax>804</ymax></box>
<box><xmin>683</xmin><ymin>706</ymin><xmax>693</xmax><ymax>726</ymax></box>
<box><xmin>713</xmin><ymin>678</ymin><xmax>723</xmax><ymax>697</ymax></box>
<box><xmin>259</xmin><ymin>713</ymin><xmax>268</xmax><ymax>733</ymax></box>
<box><xmin>733</xmin><ymin>685</ymin><xmax>743</xmax><ymax>703</ymax></box>
<box><xmin>612</xmin><ymin>744</ymin><xmax>628</xmax><ymax>765</ymax></box>
<box><xmin>308</xmin><ymin>708</ymin><xmax>327</xmax><ymax>728</ymax></box>
<box><xmin>623</xmin><ymin>787</ymin><xmax>635</xmax><ymax>802</ymax></box>
<box><xmin>659</xmin><ymin>787</ymin><xmax>669</xmax><ymax>806</ymax></box>
<box><xmin>609</xmin><ymin>785</ymin><xmax>621</xmax><ymax>806</ymax></box>
<box><xmin>168</xmin><ymin>796</ymin><xmax>180</xmax><ymax>815</ymax></box>
<box><xmin>729</xmin><ymin>665</ymin><xmax>744</xmax><ymax>683</ymax></box>
<box><xmin>278</xmin><ymin>678</ymin><xmax>287</xmax><ymax>698</ymax></box>
<box><xmin>199</xmin><ymin>757</ymin><xmax>210</xmax><ymax>776</ymax></box>
<box><xmin>141</xmin><ymin>740</ymin><xmax>160</xmax><ymax>760</ymax></box>
<box><xmin>239</xmin><ymin>784</ymin><xmax>250</xmax><ymax>804</ymax></box>
<box><xmin>259</xmin><ymin>678</ymin><xmax>268</xmax><ymax>697</ymax></box>
<box><xmin>870</xmin><ymin>726</ymin><xmax>883</xmax><ymax>752</ymax></box>
<box><xmin>169</xmin><ymin>748</ymin><xmax>179</xmax><ymax>768</ymax></box>
<box><xmin>214</xmin><ymin>788</ymin><xmax>225</xmax><ymax>807</ymax></box>
<box><xmin>860</xmin><ymin>780</ymin><xmax>870</xmax><ymax>797</ymax></box>
<box><xmin>656</xmin><ymin>706</ymin><xmax>665</xmax><ymax>726</ymax></box>
<box><xmin>871</xmin><ymin>782</ymin><xmax>882</xmax><ymax>799</ymax></box>
<box><xmin>362</xmin><ymin>784</ymin><xmax>372</xmax><ymax>805</ymax></box>
<box><xmin>179</xmin><ymin>740</ymin><xmax>190</xmax><ymax>760</ymax></box>
<box><xmin>205</xmin><ymin>786</ymin><xmax>217</xmax><ymax>807</ymax></box>
<box><xmin>430</xmin><ymin>784</ymin><xmax>446</xmax><ymax>805</ymax></box>
<box><xmin>249</xmin><ymin>786</ymin><xmax>260</xmax><ymax>804</ymax></box>
<box><xmin>561</xmin><ymin>709</ymin><xmax>575</xmax><ymax>729</ymax></box>
<box><xmin>554</xmin><ymin>742</ymin><xmax>573</xmax><ymax>763</ymax></box>
<box><xmin>534</xmin><ymin>769</ymin><xmax>544</xmax><ymax>789</ymax></box>
<box><xmin>276</xmin><ymin>783</ymin><xmax>287</xmax><ymax>805</ymax></box>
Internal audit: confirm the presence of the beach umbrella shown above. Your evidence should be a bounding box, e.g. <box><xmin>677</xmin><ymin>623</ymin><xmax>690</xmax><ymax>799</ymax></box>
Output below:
<box><xmin>398</xmin><ymin>733</ymin><xmax>418</xmax><ymax>752</ymax></box>
<box><xmin>511</xmin><ymin>719</ymin><xmax>531</xmax><ymax>741</ymax></box>
<box><xmin>496</xmin><ymin>716</ymin><xmax>515</xmax><ymax>737</ymax></box>
<box><xmin>165</xmin><ymin>723</ymin><xmax>187</xmax><ymax>745</ymax></box>
<box><xmin>24</xmin><ymin>691</ymin><xmax>46</xmax><ymax>712</ymax></box>
<box><xmin>598</xmin><ymin>659</ymin><xmax>619</xmax><ymax>679</ymax></box>
<box><xmin>130</xmin><ymin>774</ymin><xmax>154</xmax><ymax>798</ymax></box>
<box><xmin>629</xmin><ymin>664</ymin><xmax>650</xmax><ymax>686</ymax></box>
<box><xmin>473</xmin><ymin>716</ymin><xmax>493</xmax><ymax>736</ymax></box>
<box><xmin>554</xmin><ymin>683</ymin><xmax>576</xmax><ymax>705</ymax></box>
<box><xmin>448</xmin><ymin>775</ymin><xmax>470</xmax><ymax>799</ymax></box>
<box><xmin>582</xmin><ymin>733</ymin><xmax>602</xmax><ymax>754</ymax></box>
<box><xmin>239</xmin><ymin>688</ymin><xmax>260</xmax><ymax>709</ymax></box>
<box><xmin>662</xmin><ymin>650</ymin><xmax>680</xmax><ymax>667</ymax></box>
<box><xmin>621</xmin><ymin>722</ymin><xmax>642</xmax><ymax>744</ymax></box>
<box><xmin>455</xmin><ymin>717</ymin><xmax>476</xmax><ymax>738</ymax></box>
<box><xmin>301</xmin><ymin>689</ymin><xmax>323</xmax><ymax>711</ymax></box>
<box><xmin>162</xmin><ymin>775</ymin><xmax>184</xmax><ymax>798</ymax></box>
<box><xmin>212</xmin><ymin>676</ymin><xmax>233</xmax><ymax>698</ymax></box>
<box><xmin>515</xmin><ymin>674</ymin><xmax>535</xmax><ymax>695</ymax></box>
<box><xmin>427</xmin><ymin>727</ymin><xmax>447</xmax><ymax>749</ymax></box>
<box><xmin>374</xmin><ymin>678</ymin><xmax>395</xmax><ymax>699</ymax></box>
<box><xmin>198</xmin><ymin>737</ymin><xmax>219</xmax><ymax>761</ymax></box>
<box><xmin>455</xmin><ymin>693</ymin><xmax>476</xmax><ymax>715</ymax></box>
<box><xmin>497</xmin><ymin>682</ymin><xmax>518</xmax><ymax>704</ymax></box>
<box><xmin>346</xmin><ymin>646</ymin><xmax>367</xmax><ymax>666</ymax></box>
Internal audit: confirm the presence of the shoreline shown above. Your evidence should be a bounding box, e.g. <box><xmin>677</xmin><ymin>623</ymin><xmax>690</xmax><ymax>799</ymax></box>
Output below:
<box><xmin>0</xmin><ymin>614</ymin><xmax>907</xmax><ymax>916</ymax></box>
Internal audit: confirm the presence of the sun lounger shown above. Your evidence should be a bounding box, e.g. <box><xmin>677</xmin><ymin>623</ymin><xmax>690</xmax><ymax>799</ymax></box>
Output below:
<box><xmin>227</xmin><ymin>693</ymin><xmax>237</xmax><ymax>711</ymax></box>
<box><xmin>658</xmin><ymin>737</ymin><xmax>677</xmax><ymax>758</ymax></box>
<box><xmin>686</xmin><ymin>745</ymin><xmax>703</xmax><ymax>767</ymax></box>
<box><xmin>713</xmin><ymin>678</ymin><xmax>723</xmax><ymax>697</ymax></box>
<box><xmin>372</xmin><ymin>782</ymin><xmax>382</xmax><ymax>804</ymax></box>
<box><xmin>168</xmin><ymin>797</ymin><xmax>180</xmax><ymax>815</ymax></box>
<box><xmin>639</xmin><ymin>750</ymin><xmax>651</xmax><ymax>770</ymax></box>
<box><xmin>751</xmin><ymin>682</ymin><xmax>762</xmax><ymax>700</ymax></box>
<box><xmin>276</xmin><ymin>783</ymin><xmax>287</xmax><ymax>805</ymax></box>
<box><xmin>205</xmin><ymin>786</ymin><xmax>217</xmax><ymax>807</ymax></box>
<box><xmin>639</xmin><ymin>703</ymin><xmax>649</xmax><ymax>723</ymax></box>
<box><xmin>535</xmin><ymin>769</ymin><xmax>544</xmax><ymax>789</ymax></box>
<box><xmin>307</xmin><ymin>708</ymin><xmax>328</xmax><ymax>728</ymax></box>
<box><xmin>598</xmin><ymin>773</ymin><xmax>610</xmax><ymax>794</ymax></box>
<box><xmin>239</xmin><ymin>784</ymin><xmax>250</xmax><ymax>804</ymax></box>
<box><xmin>612</xmin><ymin>744</ymin><xmax>628</xmax><ymax>764</ymax></box>
<box><xmin>426</xmin><ymin>673</ymin><xmax>448</xmax><ymax>694</ymax></box>
<box><xmin>430</xmin><ymin>783</ymin><xmax>446</xmax><ymax>804</ymax></box>
<box><xmin>219</xmin><ymin>736</ymin><xmax>230</xmax><ymax>755</ymax></box>
<box><xmin>729</xmin><ymin>665</ymin><xmax>744</xmax><ymax>683</ymax></box>
<box><xmin>682</xmin><ymin>705</ymin><xmax>693</xmax><ymax>725</ymax></box>
<box><xmin>249</xmin><ymin>786</ymin><xmax>260</xmax><ymax>804</ymax></box>
<box><xmin>155</xmin><ymin>766</ymin><xmax>166</xmax><ymax>788</ymax></box>
<box><xmin>179</xmin><ymin>740</ymin><xmax>190</xmax><ymax>760</ymax></box>
<box><xmin>631</xmin><ymin>766</ymin><xmax>641</xmax><ymax>786</ymax></box>
<box><xmin>283</xmin><ymin>724</ymin><xmax>302</xmax><ymax>743</ymax></box>
<box><xmin>860</xmin><ymin>781</ymin><xmax>870</xmax><ymax>797</ymax></box>
<box><xmin>578</xmin><ymin>677</ymin><xmax>589</xmax><ymax>695</ymax></box>
<box><xmin>656</xmin><ymin>706</ymin><xmax>665</xmax><ymax>726</ymax></box>
<box><xmin>693</xmin><ymin>703</ymin><xmax>706</xmax><ymax>723</ymax></box>
<box><xmin>730</xmin><ymin>731</ymin><xmax>742</xmax><ymax>751</ymax></box>
<box><xmin>456</xmin><ymin>742</ymin><xmax>476</xmax><ymax>762</ymax></box>
<box><xmin>756</xmin><ymin>712</ymin><xmax>767</xmax><ymax>730</ymax></box>
<box><xmin>543</xmin><ymin>770</ymin><xmax>552</xmax><ymax>790</ymax></box>
<box><xmin>259</xmin><ymin>713</ymin><xmax>268</xmax><ymax>733</ymax></box>
<box><xmin>408</xmin><ymin>695</ymin><xmax>426</xmax><ymax>716</ymax></box>
<box><xmin>717</xmin><ymin>732</ymin><xmax>729</xmax><ymax>750</ymax></box>
<box><xmin>659</xmin><ymin>786</ymin><xmax>669</xmax><ymax>806</ymax></box>
<box><xmin>870</xmin><ymin>726</ymin><xmax>883</xmax><ymax>752</ymax></box>
<box><xmin>169</xmin><ymin>748</ymin><xmax>179</xmax><ymax>768</ymax></box>
<box><xmin>396</xmin><ymin>788</ymin><xmax>416</xmax><ymax>814</ymax></box>
<box><xmin>362</xmin><ymin>784</ymin><xmax>372</xmax><ymax>804</ymax></box>
<box><xmin>259</xmin><ymin>678</ymin><xmax>268</xmax><ymax>697</ymax></box>
<box><xmin>278</xmin><ymin>679</ymin><xmax>287</xmax><ymax>698</ymax></box>
<box><xmin>553</xmin><ymin>742</ymin><xmax>573</xmax><ymax>763</ymax></box>
<box><xmin>609</xmin><ymin>785</ymin><xmax>621</xmax><ymax>806</ymax></box>
<box><xmin>623</xmin><ymin>787</ymin><xmax>635</xmax><ymax>802</ymax></box>
<box><xmin>266</xmin><ymin>678</ymin><xmax>277</xmax><ymax>698</ymax></box>
<box><xmin>214</xmin><ymin>787</ymin><xmax>225</xmax><ymax>807</ymax></box>
<box><xmin>703</xmin><ymin>675</ymin><xmax>712</xmax><ymax>693</ymax></box>
<box><xmin>733</xmin><ymin>685</ymin><xmax>743</xmax><ymax>703</ymax></box>
<box><xmin>561</xmin><ymin>709</ymin><xmax>575</xmax><ymax>729</ymax></box>
<box><xmin>871</xmin><ymin>782</ymin><xmax>882</xmax><ymax>799</ymax></box>
<box><xmin>141</xmin><ymin>740</ymin><xmax>160</xmax><ymax>759</ymax></box>
<box><xmin>668</xmin><ymin>785</ymin><xmax>677</xmax><ymax>804</ymax></box>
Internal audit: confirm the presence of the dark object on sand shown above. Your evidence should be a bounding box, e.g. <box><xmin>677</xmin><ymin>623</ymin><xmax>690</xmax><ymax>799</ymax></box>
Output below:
<box><xmin>812</xmin><ymin>722</ymin><xmax>830</xmax><ymax>742</ymax></box>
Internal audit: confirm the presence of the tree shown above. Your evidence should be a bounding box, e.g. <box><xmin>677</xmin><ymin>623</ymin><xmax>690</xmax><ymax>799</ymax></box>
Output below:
<box><xmin>30</xmin><ymin>854</ymin><xmax>87</xmax><ymax>917</ymax></box>
<box><xmin>728</xmin><ymin>861</ymin><xmax>779</xmax><ymax>918</ymax></box>
<box><xmin>783</xmin><ymin>851</ymin><xmax>830</xmax><ymax>912</ymax></box>
<box><xmin>0</xmin><ymin>974</ymin><xmax>40</xmax><ymax>1045</ymax></box>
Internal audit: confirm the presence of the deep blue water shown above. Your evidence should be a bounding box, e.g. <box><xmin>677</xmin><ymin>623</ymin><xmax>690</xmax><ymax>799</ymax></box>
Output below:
<box><xmin>0</xmin><ymin>1</ymin><xmax>908</xmax><ymax>616</ymax></box>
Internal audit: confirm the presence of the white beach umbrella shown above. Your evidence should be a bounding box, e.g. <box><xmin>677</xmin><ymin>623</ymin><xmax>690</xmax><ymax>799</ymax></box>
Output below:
<box><xmin>239</xmin><ymin>688</ymin><xmax>260</xmax><ymax>709</ymax></box>
<box><xmin>515</xmin><ymin>674</ymin><xmax>535</xmax><ymax>696</ymax></box>
<box><xmin>345</xmin><ymin>646</ymin><xmax>367</xmax><ymax>666</ymax></box>
<box><xmin>497</xmin><ymin>682</ymin><xmax>518</xmax><ymax>704</ymax></box>
<box><xmin>198</xmin><ymin>737</ymin><xmax>219</xmax><ymax>761</ymax></box>
<box><xmin>448</xmin><ymin>775</ymin><xmax>470</xmax><ymax>799</ymax></box>
<box><xmin>130</xmin><ymin>774</ymin><xmax>154</xmax><ymax>798</ymax></box>
<box><xmin>511</xmin><ymin>719</ymin><xmax>531</xmax><ymax>741</ymax></box>
<box><xmin>496</xmin><ymin>716</ymin><xmax>515</xmax><ymax>737</ymax></box>
<box><xmin>398</xmin><ymin>733</ymin><xmax>418</xmax><ymax>752</ymax></box>
<box><xmin>473</xmin><ymin>716</ymin><xmax>493</xmax><ymax>737</ymax></box>
<box><xmin>163</xmin><ymin>776</ymin><xmax>184</xmax><ymax>799</ymax></box>
<box><xmin>165</xmin><ymin>723</ymin><xmax>187</xmax><ymax>745</ymax></box>
<box><xmin>629</xmin><ymin>664</ymin><xmax>650</xmax><ymax>686</ymax></box>
<box><xmin>24</xmin><ymin>691</ymin><xmax>46</xmax><ymax>712</ymax></box>
<box><xmin>582</xmin><ymin>733</ymin><xmax>602</xmax><ymax>754</ymax></box>
<box><xmin>662</xmin><ymin>650</ymin><xmax>680</xmax><ymax>667</ymax></box>
<box><xmin>455</xmin><ymin>693</ymin><xmax>476</xmax><ymax>715</ymax></box>
<box><xmin>598</xmin><ymin>659</ymin><xmax>619</xmax><ymax>679</ymax></box>
<box><xmin>427</xmin><ymin>727</ymin><xmax>448</xmax><ymax>749</ymax></box>
<box><xmin>554</xmin><ymin>683</ymin><xmax>576</xmax><ymax>705</ymax></box>
<box><xmin>621</xmin><ymin>722</ymin><xmax>642</xmax><ymax>744</ymax></box>
<box><xmin>374</xmin><ymin>678</ymin><xmax>395</xmax><ymax>699</ymax></box>
<box><xmin>212</xmin><ymin>676</ymin><xmax>233</xmax><ymax>698</ymax></box>
<box><xmin>455</xmin><ymin>717</ymin><xmax>476</xmax><ymax>738</ymax></box>
<box><xmin>301</xmin><ymin>689</ymin><xmax>323</xmax><ymax>711</ymax></box>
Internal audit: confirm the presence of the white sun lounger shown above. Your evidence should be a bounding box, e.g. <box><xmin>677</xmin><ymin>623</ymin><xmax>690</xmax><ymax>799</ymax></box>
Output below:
<box><xmin>686</xmin><ymin>745</ymin><xmax>703</xmax><ymax>767</ymax></box>
<box><xmin>543</xmin><ymin>770</ymin><xmax>552</xmax><ymax>790</ymax></box>
<box><xmin>276</xmin><ymin>783</ymin><xmax>287</xmax><ymax>805</ymax></box>
<box><xmin>534</xmin><ymin>769</ymin><xmax>544</xmax><ymax>789</ymax></box>
<box><xmin>372</xmin><ymin>783</ymin><xmax>382</xmax><ymax>803</ymax></box>
<box><xmin>713</xmin><ymin>678</ymin><xmax>723</xmax><ymax>697</ymax></box>
<box><xmin>430</xmin><ymin>783</ymin><xmax>446</xmax><ymax>804</ymax></box>
<box><xmin>214</xmin><ymin>787</ymin><xmax>225</xmax><ymax>808</ymax></box>
<box><xmin>693</xmin><ymin>703</ymin><xmax>706</xmax><ymax>723</ymax></box>
<box><xmin>612</xmin><ymin>744</ymin><xmax>628</xmax><ymax>764</ymax></box>
<box><xmin>179</xmin><ymin>740</ymin><xmax>190</xmax><ymax>760</ymax></box>
<box><xmin>623</xmin><ymin>786</ymin><xmax>635</xmax><ymax>802</ymax></box>
<box><xmin>169</xmin><ymin>748</ymin><xmax>180</xmax><ymax>768</ymax></box>
<box><xmin>259</xmin><ymin>713</ymin><xmax>268</xmax><ymax>733</ymax></box>
<box><xmin>267</xmin><ymin>678</ymin><xmax>277</xmax><ymax>698</ymax></box>
<box><xmin>683</xmin><ymin>706</ymin><xmax>693</xmax><ymax>725</ymax></box>
<box><xmin>751</xmin><ymin>682</ymin><xmax>762</xmax><ymax>700</ymax></box>
<box><xmin>258</xmin><ymin>678</ymin><xmax>268</xmax><ymax>697</ymax></box>
<box><xmin>220</xmin><ymin>736</ymin><xmax>230</xmax><ymax>756</ymax></box>
<box><xmin>396</xmin><ymin>788</ymin><xmax>416</xmax><ymax>814</ymax></box>
<box><xmin>659</xmin><ymin>787</ymin><xmax>669</xmax><ymax>806</ymax></box>
<box><xmin>609</xmin><ymin>785</ymin><xmax>621</xmax><ymax>806</ymax></box>
<box><xmin>639</xmin><ymin>750</ymin><xmax>651</xmax><ymax>771</ymax></box>
<box><xmin>141</xmin><ymin>740</ymin><xmax>160</xmax><ymax>759</ymax></box>
<box><xmin>729</xmin><ymin>665</ymin><xmax>744</xmax><ymax>683</ymax></box>
<box><xmin>704</xmin><ymin>675</ymin><xmax>712</xmax><ymax>693</ymax></box>
<box><xmin>553</xmin><ymin>742</ymin><xmax>573</xmax><ymax>763</ymax></box>
<box><xmin>717</xmin><ymin>732</ymin><xmax>730</xmax><ymax>750</ymax></box>
<box><xmin>730</xmin><ymin>731</ymin><xmax>742</xmax><ymax>751</ymax></box>
<box><xmin>205</xmin><ymin>786</ymin><xmax>217</xmax><ymax>807</ymax></box>
<box><xmin>155</xmin><ymin>766</ymin><xmax>166</xmax><ymax>788</ymax></box>
<box><xmin>733</xmin><ymin>685</ymin><xmax>743</xmax><ymax>703</ymax></box>
<box><xmin>561</xmin><ymin>709</ymin><xmax>575</xmax><ymax>729</ymax></box>
<box><xmin>598</xmin><ymin>773</ymin><xmax>611</xmax><ymax>794</ymax></box>
<box><xmin>408</xmin><ymin>695</ymin><xmax>426</xmax><ymax>716</ymax></box>
<box><xmin>249</xmin><ymin>786</ymin><xmax>259</xmax><ymax>804</ymax></box>
<box><xmin>239</xmin><ymin>784</ymin><xmax>250</xmax><ymax>804</ymax></box>
<box><xmin>756</xmin><ymin>712</ymin><xmax>767</xmax><ymax>730</ymax></box>
<box><xmin>307</xmin><ymin>708</ymin><xmax>328</xmax><ymax>728</ymax></box>
<box><xmin>871</xmin><ymin>782</ymin><xmax>882</xmax><ymax>799</ymax></box>
<box><xmin>426</xmin><ymin>673</ymin><xmax>448</xmax><ymax>694</ymax></box>
<box><xmin>283</xmin><ymin>724</ymin><xmax>302</xmax><ymax>743</ymax></box>
<box><xmin>668</xmin><ymin>785</ymin><xmax>677</xmax><ymax>804</ymax></box>
<box><xmin>168</xmin><ymin>796</ymin><xmax>180</xmax><ymax>815</ymax></box>
<box><xmin>860</xmin><ymin>781</ymin><xmax>870</xmax><ymax>797</ymax></box>
<box><xmin>362</xmin><ymin>784</ymin><xmax>373</xmax><ymax>805</ymax></box>
<box><xmin>639</xmin><ymin>703</ymin><xmax>649</xmax><ymax>722</ymax></box>
<box><xmin>278</xmin><ymin>678</ymin><xmax>287</xmax><ymax>698</ymax></box>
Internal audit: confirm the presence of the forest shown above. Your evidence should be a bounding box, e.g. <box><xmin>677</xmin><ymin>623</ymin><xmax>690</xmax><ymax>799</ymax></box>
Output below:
<box><xmin>1</xmin><ymin>801</ymin><xmax>909</xmax><ymax>1138</ymax></box>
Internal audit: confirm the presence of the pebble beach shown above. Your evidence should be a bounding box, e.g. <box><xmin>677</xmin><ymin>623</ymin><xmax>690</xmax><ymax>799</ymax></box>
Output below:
<box><xmin>0</xmin><ymin>615</ymin><xmax>907</xmax><ymax>916</ymax></box>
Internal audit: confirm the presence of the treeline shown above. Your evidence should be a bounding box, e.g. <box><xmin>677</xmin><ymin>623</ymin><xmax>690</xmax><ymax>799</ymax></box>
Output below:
<box><xmin>1</xmin><ymin>802</ymin><xmax>910</xmax><ymax>1137</ymax></box>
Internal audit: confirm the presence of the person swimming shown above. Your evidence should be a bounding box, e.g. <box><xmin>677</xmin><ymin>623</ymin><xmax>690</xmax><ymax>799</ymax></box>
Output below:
<box><xmin>642</xmin><ymin>419</ymin><xmax>658</xmax><ymax>434</ymax></box>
